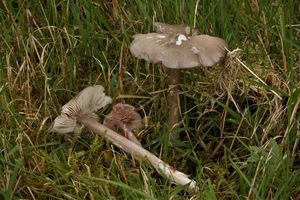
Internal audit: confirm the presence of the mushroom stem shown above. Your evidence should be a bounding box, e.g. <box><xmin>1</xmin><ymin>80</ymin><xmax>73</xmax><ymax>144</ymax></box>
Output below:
<box><xmin>122</xmin><ymin>125</ymin><xmax>142</xmax><ymax>146</ymax></box>
<box><xmin>77</xmin><ymin>114</ymin><xmax>197</xmax><ymax>191</ymax></box>
<box><xmin>167</xmin><ymin>69</ymin><xmax>181</xmax><ymax>139</ymax></box>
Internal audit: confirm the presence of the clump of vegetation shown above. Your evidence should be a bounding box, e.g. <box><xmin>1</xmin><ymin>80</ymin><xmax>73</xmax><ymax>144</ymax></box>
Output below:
<box><xmin>0</xmin><ymin>0</ymin><xmax>299</xmax><ymax>199</ymax></box>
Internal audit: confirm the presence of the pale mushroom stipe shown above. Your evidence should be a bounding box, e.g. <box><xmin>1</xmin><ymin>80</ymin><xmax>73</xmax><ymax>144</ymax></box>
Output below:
<box><xmin>50</xmin><ymin>85</ymin><xmax>198</xmax><ymax>191</ymax></box>
<box><xmin>130</xmin><ymin>22</ymin><xmax>228</xmax><ymax>137</ymax></box>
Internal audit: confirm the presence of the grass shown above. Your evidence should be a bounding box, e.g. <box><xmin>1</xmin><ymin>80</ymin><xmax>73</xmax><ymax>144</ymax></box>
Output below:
<box><xmin>0</xmin><ymin>0</ymin><xmax>299</xmax><ymax>199</ymax></box>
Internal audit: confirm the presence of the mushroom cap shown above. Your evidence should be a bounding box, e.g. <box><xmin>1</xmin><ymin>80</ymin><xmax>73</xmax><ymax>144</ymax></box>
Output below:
<box><xmin>103</xmin><ymin>103</ymin><xmax>142</xmax><ymax>132</ymax></box>
<box><xmin>130</xmin><ymin>33</ymin><xmax>228</xmax><ymax>69</ymax></box>
<box><xmin>51</xmin><ymin>85</ymin><xmax>112</xmax><ymax>133</ymax></box>
<box><xmin>154</xmin><ymin>22</ymin><xmax>198</xmax><ymax>36</ymax></box>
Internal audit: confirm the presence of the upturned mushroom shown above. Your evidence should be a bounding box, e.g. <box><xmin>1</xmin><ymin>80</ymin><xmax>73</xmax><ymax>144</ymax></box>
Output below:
<box><xmin>50</xmin><ymin>85</ymin><xmax>198</xmax><ymax>190</ymax></box>
<box><xmin>104</xmin><ymin>103</ymin><xmax>142</xmax><ymax>146</ymax></box>
<box><xmin>130</xmin><ymin>22</ymin><xmax>228</xmax><ymax>137</ymax></box>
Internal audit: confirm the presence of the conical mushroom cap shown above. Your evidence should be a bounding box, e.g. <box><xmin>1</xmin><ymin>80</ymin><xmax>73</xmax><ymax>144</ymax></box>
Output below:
<box><xmin>51</xmin><ymin>85</ymin><xmax>112</xmax><ymax>133</ymax></box>
<box><xmin>130</xmin><ymin>33</ymin><xmax>228</xmax><ymax>69</ymax></box>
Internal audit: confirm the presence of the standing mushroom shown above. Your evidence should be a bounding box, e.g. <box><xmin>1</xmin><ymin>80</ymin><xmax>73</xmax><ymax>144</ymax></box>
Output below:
<box><xmin>50</xmin><ymin>85</ymin><xmax>198</xmax><ymax>191</ymax></box>
<box><xmin>130</xmin><ymin>22</ymin><xmax>228</xmax><ymax>138</ymax></box>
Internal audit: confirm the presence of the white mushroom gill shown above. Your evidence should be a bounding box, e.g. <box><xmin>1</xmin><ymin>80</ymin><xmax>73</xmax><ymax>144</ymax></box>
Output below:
<box><xmin>175</xmin><ymin>34</ymin><xmax>188</xmax><ymax>46</ymax></box>
<box><xmin>51</xmin><ymin>85</ymin><xmax>112</xmax><ymax>134</ymax></box>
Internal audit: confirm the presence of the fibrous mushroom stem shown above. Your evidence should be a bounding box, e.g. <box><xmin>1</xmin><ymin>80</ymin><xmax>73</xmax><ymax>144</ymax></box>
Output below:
<box><xmin>77</xmin><ymin>114</ymin><xmax>197</xmax><ymax>191</ymax></box>
<box><xmin>167</xmin><ymin>69</ymin><xmax>181</xmax><ymax>139</ymax></box>
<box><xmin>122</xmin><ymin>125</ymin><xmax>142</xmax><ymax>146</ymax></box>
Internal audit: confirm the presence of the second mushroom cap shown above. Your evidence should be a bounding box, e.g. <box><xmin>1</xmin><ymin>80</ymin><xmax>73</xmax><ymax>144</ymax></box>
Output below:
<box><xmin>130</xmin><ymin>23</ymin><xmax>228</xmax><ymax>69</ymax></box>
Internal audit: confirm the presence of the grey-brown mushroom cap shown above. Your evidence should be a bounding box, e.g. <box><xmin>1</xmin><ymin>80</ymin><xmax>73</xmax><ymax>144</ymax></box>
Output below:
<box><xmin>130</xmin><ymin>33</ymin><xmax>228</xmax><ymax>69</ymax></box>
<box><xmin>154</xmin><ymin>22</ymin><xmax>199</xmax><ymax>35</ymax></box>
<box><xmin>130</xmin><ymin>33</ymin><xmax>168</xmax><ymax>64</ymax></box>
<box><xmin>188</xmin><ymin>35</ymin><xmax>229</xmax><ymax>67</ymax></box>
<box><xmin>103</xmin><ymin>103</ymin><xmax>142</xmax><ymax>132</ymax></box>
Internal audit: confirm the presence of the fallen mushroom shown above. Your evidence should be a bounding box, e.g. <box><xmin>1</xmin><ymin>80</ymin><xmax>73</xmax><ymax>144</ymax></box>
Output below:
<box><xmin>130</xmin><ymin>22</ymin><xmax>228</xmax><ymax>137</ymax></box>
<box><xmin>51</xmin><ymin>85</ymin><xmax>112</xmax><ymax>134</ymax></box>
<box><xmin>50</xmin><ymin>85</ymin><xmax>198</xmax><ymax>191</ymax></box>
<box><xmin>103</xmin><ymin>103</ymin><xmax>142</xmax><ymax>146</ymax></box>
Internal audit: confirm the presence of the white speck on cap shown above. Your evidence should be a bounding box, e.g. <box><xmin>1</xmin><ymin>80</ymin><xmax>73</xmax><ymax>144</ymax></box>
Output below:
<box><xmin>191</xmin><ymin>46</ymin><xmax>200</xmax><ymax>53</ymax></box>
<box><xmin>175</xmin><ymin>34</ymin><xmax>187</xmax><ymax>46</ymax></box>
<box><xmin>156</xmin><ymin>35</ymin><xmax>167</xmax><ymax>38</ymax></box>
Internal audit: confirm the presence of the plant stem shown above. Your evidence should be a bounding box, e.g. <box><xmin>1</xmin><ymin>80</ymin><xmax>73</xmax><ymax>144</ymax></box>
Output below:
<box><xmin>167</xmin><ymin>69</ymin><xmax>181</xmax><ymax>139</ymax></box>
<box><xmin>77</xmin><ymin>115</ymin><xmax>197</xmax><ymax>191</ymax></box>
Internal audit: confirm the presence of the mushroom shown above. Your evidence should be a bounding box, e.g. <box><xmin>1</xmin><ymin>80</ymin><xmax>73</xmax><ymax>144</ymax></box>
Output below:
<box><xmin>51</xmin><ymin>85</ymin><xmax>112</xmax><ymax>134</ymax></box>
<box><xmin>103</xmin><ymin>103</ymin><xmax>142</xmax><ymax>146</ymax></box>
<box><xmin>50</xmin><ymin>85</ymin><xmax>198</xmax><ymax>191</ymax></box>
<box><xmin>130</xmin><ymin>22</ymin><xmax>228</xmax><ymax>137</ymax></box>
